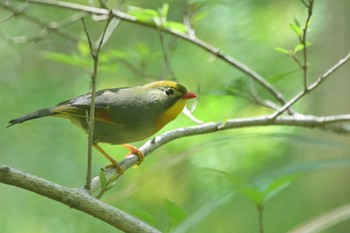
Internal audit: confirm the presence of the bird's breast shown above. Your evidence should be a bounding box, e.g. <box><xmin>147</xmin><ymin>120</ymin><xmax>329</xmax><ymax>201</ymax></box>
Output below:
<box><xmin>155</xmin><ymin>99</ymin><xmax>186</xmax><ymax>131</ymax></box>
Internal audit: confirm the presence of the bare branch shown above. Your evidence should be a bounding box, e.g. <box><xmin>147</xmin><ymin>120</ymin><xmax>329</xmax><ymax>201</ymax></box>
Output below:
<box><xmin>90</xmin><ymin>113</ymin><xmax>350</xmax><ymax>192</ymax></box>
<box><xmin>82</xmin><ymin>11</ymin><xmax>113</xmax><ymax>190</ymax></box>
<box><xmin>270</xmin><ymin>50</ymin><xmax>350</xmax><ymax>119</ymax></box>
<box><xmin>301</xmin><ymin>0</ymin><xmax>314</xmax><ymax>91</ymax></box>
<box><xmin>20</xmin><ymin>0</ymin><xmax>290</xmax><ymax>111</ymax></box>
<box><xmin>0</xmin><ymin>2</ymin><xmax>80</xmax><ymax>43</ymax></box>
<box><xmin>0</xmin><ymin>165</ymin><xmax>161</xmax><ymax>233</ymax></box>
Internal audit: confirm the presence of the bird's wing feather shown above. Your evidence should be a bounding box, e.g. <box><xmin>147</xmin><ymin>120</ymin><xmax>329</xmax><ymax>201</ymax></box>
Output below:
<box><xmin>52</xmin><ymin>88</ymin><xmax>126</xmax><ymax>125</ymax></box>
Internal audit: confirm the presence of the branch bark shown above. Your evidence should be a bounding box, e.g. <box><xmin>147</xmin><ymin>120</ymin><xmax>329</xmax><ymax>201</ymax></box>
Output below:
<box><xmin>270</xmin><ymin>50</ymin><xmax>350</xmax><ymax>118</ymax></box>
<box><xmin>19</xmin><ymin>0</ymin><xmax>290</xmax><ymax>109</ymax></box>
<box><xmin>3</xmin><ymin>113</ymin><xmax>350</xmax><ymax>230</ymax></box>
<box><xmin>2</xmin><ymin>1</ymin><xmax>350</xmax><ymax>232</ymax></box>
<box><xmin>90</xmin><ymin>113</ymin><xmax>350</xmax><ymax>192</ymax></box>
<box><xmin>0</xmin><ymin>164</ymin><xmax>161</xmax><ymax>233</ymax></box>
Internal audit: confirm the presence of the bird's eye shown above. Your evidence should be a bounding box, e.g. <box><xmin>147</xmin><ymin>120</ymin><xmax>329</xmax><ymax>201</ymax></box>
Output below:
<box><xmin>164</xmin><ymin>88</ymin><xmax>174</xmax><ymax>96</ymax></box>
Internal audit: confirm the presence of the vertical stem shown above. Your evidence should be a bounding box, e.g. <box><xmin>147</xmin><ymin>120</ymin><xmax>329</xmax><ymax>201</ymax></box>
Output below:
<box><xmin>82</xmin><ymin>11</ymin><xmax>113</xmax><ymax>190</ymax></box>
<box><xmin>301</xmin><ymin>0</ymin><xmax>314</xmax><ymax>91</ymax></box>
<box><xmin>82</xmin><ymin>18</ymin><xmax>95</xmax><ymax>190</ymax></box>
<box><xmin>257</xmin><ymin>205</ymin><xmax>265</xmax><ymax>233</ymax></box>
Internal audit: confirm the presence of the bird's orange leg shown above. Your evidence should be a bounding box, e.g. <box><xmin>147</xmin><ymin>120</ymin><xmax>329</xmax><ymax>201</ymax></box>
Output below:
<box><xmin>123</xmin><ymin>144</ymin><xmax>144</xmax><ymax>166</ymax></box>
<box><xmin>93</xmin><ymin>143</ymin><xmax>123</xmax><ymax>175</ymax></box>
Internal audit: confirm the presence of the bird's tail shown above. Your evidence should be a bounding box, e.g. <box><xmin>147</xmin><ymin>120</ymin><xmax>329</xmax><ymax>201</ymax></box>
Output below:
<box><xmin>7</xmin><ymin>108</ymin><xmax>54</xmax><ymax>128</ymax></box>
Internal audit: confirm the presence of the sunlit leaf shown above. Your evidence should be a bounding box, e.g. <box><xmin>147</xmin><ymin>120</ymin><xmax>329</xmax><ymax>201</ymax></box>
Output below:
<box><xmin>127</xmin><ymin>6</ymin><xmax>159</xmax><ymax>24</ymax></box>
<box><xmin>205</xmin><ymin>169</ymin><xmax>263</xmax><ymax>204</ymax></box>
<box><xmin>289</xmin><ymin>23</ymin><xmax>303</xmax><ymax>37</ymax></box>
<box><xmin>293</xmin><ymin>16</ymin><xmax>301</xmax><ymax>27</ymax></box>
<box><xmin>164</xmin><ymin>21</ymin><xmax>188</xmax><ymax>33</ymax></box>
<box><xmin>268</xmin><ymin>69</ymin><xmax>300</xmax><ymax>82</ymax></box>
<box><xmin>294</xmin><ymin>43</ymin><xmax>304</xmax><ymax>53</ymax></box>
<box><xmin>191</xmin><ymin>12</ymin><xmax>208</xmax><ymax>24</ymax></box>
<box><xmin>275</xmin><ymin>47</ymin><xmax>292</xmax><ymax>55</ymax></box>
<box><xmin>206</xmin><ymin>168</ymin><xmax>300</xmax><ymax>206</ymax></box>
<box><xmin>99</xmin><ymin>168</ymin><xmax>107</xmax><ymax>189</ymax></box>
<box><xmin>294</xmin><ymin>41</ymin><xmax>311</xmax><ymax>53</ymax></box>
<box><xmin>158</xmin><ymin>3</ymin><xmax>169</xmax><ymax>19</ymax></box>
<box><xmin>78</xmin><ymin>41</ymin><xmax>90</xmax><ymax>57</ymax></box>
<box><xmin>260</xmin><ymin>173</ymin><xmax>300</xmax><ymax>202</ymax></box>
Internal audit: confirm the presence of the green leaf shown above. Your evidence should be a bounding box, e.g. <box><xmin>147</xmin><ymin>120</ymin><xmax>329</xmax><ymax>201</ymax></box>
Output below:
<box><xmin>289</xmin><ymin>23</ymin><xmax>303</xmax><ymax>37</ymax></box>
<box><xmin>127</xmin><ymin>6</ymin><xmax>159</xmax><ymax>24</ymax></box>
<box><xmin>164</xmin><ymin>21</ymin><xmax>188</xmax><ymax>33</ymax></box>
<box><xmin>294</xmin><ymin>41</ymin><xmax>311</xmax><ymax>53</ymax></box>
<box><xmin>204</xmin><ymin>169</ymin><xmax>264</xmax><ymax>205</ymax></box>
<box><xmin>77</xmin><ymin>41</ymin><xmax>90</xmax><ymax>57</ymax></box>
<box><xmin>268</xmin><ymin>69</ymin><xmax>300</xmax><ymax>83</ymax></box>
<box><xmin>158</xmin><ymin>3</ymin><xmax>169</xmax><ymax>19</ymax></box>
<box><xmin>294</xmin><ymin>43</ymin><xmax>304</xmax><ymax>53</ymax></box>
<box><xmin>99</xmin><ymin>168</ymin><xmax>107</xmax><ymax>189</ymax></box>
<box><xmin>260</xmin><ymin>173</ymin><xmax>300</xmax><ymax>202</ymax></box>
<box><xmin>206</xmin><ymin>168</ymin><xmax>300</xmax><ymax>206</ymax></box>
<box><xmin>275</xmin><ymin>47</ymin><xmax>292</xmax><ymax>55</ymax></box>
<box><xmin>191</xmin><ymin>12</ymin><xmax>208</xmax><ymax>24</ymax></box>
<box><xmin>293</xmin><ymin>16</ymin><xmax>301</xmax><ymax>27</ymax></box>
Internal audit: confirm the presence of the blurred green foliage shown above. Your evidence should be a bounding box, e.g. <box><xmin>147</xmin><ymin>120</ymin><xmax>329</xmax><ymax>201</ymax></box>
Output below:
<box><xmin>1</xmin><ymin>0</ymin><xmax>350</xmax><ymax>232</ymax></box>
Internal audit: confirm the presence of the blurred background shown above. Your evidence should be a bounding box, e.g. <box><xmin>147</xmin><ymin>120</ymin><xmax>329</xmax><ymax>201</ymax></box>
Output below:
<box><xmin>1</xmin><ymin>0</ymin><xmax>350</xmax><ymax>232</ymax></box>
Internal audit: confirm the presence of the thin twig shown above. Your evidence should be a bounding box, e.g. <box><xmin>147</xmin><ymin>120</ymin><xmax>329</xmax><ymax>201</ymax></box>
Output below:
<box><xmin>81</xmin><ymin>18</ymin><xmax>94</xmax><ymax>190</ymax></box>
<box><xmin>0</xmin><ymin>2</ymin><xmax>80</xmax><ymax>43</ymax></box>
<box><xmin>0</xmin><ymin>2</ymin><xmax>30</xmax><ymax>24</ymax></box>
<box><xmin>270</xmin><ymin>50</ymin><xmax>350</xmax><ymax>119</ymax></box>
<box><xmin>301</xmin><ymin>0</ymin><xmax>314</xmax><ymax>91</ymax></box>
<box><xmin>249</xmin><ymin>80</ymin><xmax>282</xmax><ymax>111</ymax></box>
<box><xmin>182</xmin><ymin>0</ymin><xmax>196</xmax><ymax>37</ymax></box>
<box><xmin>90</xmin><ymin>113</ymin><xmax>350</xmax><ymax>192</ymax></box>
<box><xmin>21</xmin><ymin>0</ymin><xmax>291</xmax><ymax>111</ymax></box>
<box><xmin>95</xmin><ymin>18</ymin><xmax>121</xmax><ymax>48</ymax></box>
<box><xmin>257</xmin><ymin>205</ymin><xmax>264</xmax><ymax>233</ymax></box>
<box><xmin>82</xmin><ymin>11</ymin><xmax>113</xmax><ymax>190</ymax></box>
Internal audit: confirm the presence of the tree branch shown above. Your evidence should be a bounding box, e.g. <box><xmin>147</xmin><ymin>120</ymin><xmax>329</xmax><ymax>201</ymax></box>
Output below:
<box><xmin>90</xmin><ymin>113</ymin><xmax>350</xmax><ymax>192</ymax></box>
<box><xmin>301</xmin><ymin>0</ymin><xmax>313</xmax><ymax>91</ymax></box>
<box><xmin>82</xmin><ymin>10</ymin><xmax>113</xmax><ymax>190</ymax></box>
<box><xmin>0</xmin><ymin>164</ymin><xmax>161</xmax><ymax>233</ymax></box>
<box><xmin>19</xmin><ymin>0</ymin><xmax>290</xmax><ymax>110</ymax></box>
<box><xmin>270</xmin><ymin>50</ymin><xmax>350</xmax><ymax>119</ymax></box>
<box><xmin>0</xmin><ymin>2</ymin><xmax>81</xmax><ymax>43</ymax></box>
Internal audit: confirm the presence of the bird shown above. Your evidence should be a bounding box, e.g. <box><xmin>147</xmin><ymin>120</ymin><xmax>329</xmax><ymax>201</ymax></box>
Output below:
<box><xmin>7</xmin><ymin>80</ymin><xmax>197</xmax><ymax>174</ymax></box>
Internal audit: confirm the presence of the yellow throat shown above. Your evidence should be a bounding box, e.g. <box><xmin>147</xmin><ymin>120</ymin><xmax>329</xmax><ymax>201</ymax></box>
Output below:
<box><xmin>155</xmin><ymin>99</ymin><xmax>186</xmax><ymax>131</ymax></box>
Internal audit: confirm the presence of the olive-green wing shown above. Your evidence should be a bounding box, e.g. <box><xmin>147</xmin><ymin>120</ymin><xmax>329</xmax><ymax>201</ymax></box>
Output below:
<box><xmin>52</xmin><ymin>88</ymin><xmax>126</xmax><ymax>125</ymax></box>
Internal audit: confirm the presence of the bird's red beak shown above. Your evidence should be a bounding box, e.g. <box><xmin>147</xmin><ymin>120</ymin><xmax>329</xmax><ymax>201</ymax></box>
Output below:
<box><xmin>182</xmin><ymin>92</ymin><xmax>197</xmax><ymax>99</ymax></box>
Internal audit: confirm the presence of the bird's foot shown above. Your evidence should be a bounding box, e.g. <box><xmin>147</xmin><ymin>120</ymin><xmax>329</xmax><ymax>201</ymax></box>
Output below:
<box><xmin>122</xmin><ymin>144</ymin><xmax>144</xmax><ymax>166</ymax></box>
